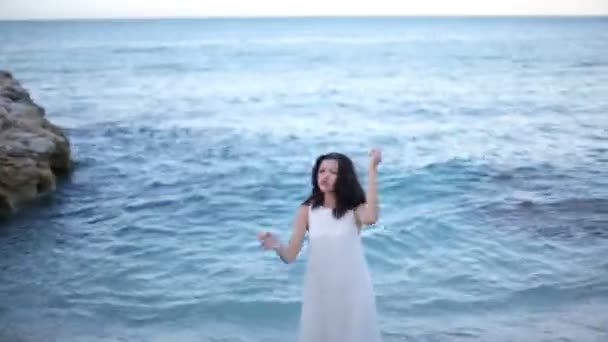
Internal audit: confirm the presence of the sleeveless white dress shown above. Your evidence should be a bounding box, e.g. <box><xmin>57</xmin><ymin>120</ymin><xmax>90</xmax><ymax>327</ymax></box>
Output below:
<box><xmin>298</xmin><ymin>205</ymin><xmax>382</xmax><ymax>342</ymax></box>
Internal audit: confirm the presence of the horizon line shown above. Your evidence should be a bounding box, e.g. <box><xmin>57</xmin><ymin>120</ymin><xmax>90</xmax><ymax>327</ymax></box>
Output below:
<box><xmin>1</xmin><ymin>13</ymin><xmax>608</xmax><ymax>22</ymax></box>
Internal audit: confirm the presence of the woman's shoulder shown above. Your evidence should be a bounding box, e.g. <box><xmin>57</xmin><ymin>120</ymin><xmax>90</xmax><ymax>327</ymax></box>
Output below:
<box><xmin>352</xmin><ymin>203</ymin><xmax>366</xmax><ymax>226</ymax></box>
<box><xmin>297</xmin><ymin>204</ymin><xmax>310</xmax><ymax>215</ymax></box>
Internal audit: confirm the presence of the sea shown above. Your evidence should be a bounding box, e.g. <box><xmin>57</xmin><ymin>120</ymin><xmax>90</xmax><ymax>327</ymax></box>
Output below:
<box><xmin>0</xmin><ymin>16</ymin><xmax>607</xmax><ymax>341</ymax></box>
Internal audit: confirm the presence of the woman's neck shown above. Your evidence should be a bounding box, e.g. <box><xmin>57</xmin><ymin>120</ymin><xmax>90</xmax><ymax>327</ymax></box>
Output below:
<box><xmin>323</xmin><ymin>193</ymin><xmax>336</xmax><ymax>209</ymax></box>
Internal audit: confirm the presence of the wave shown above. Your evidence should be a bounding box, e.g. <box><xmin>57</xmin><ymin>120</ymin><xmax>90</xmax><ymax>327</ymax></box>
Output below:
<box><xmin>396</xmin><ymin>280</ymin><xmax>608</xmax><ymax>316</ymax></box>
<box><xmin>572</xmin><ymin>61</ymin><xmax>608</xmax><ymax>68</ymax></box>
<box><xmin>111</xmin><ymin>46</ymin><xmax>172</xmax><ymax>54</ymax></box>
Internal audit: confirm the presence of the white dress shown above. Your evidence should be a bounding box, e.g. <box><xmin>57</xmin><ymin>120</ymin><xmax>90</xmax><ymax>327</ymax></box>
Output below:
<box><xmin>298</xmin><ymin>205</ymin><xmax>382</xmax><ymax>342</ymax></box>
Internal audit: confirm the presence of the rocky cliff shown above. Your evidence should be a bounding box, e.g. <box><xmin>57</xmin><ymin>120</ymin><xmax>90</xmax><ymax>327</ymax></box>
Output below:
<box><xmin>0</xmin><ymin>70</ymin><xmax>72</xmax><ymax>218</ymax></box>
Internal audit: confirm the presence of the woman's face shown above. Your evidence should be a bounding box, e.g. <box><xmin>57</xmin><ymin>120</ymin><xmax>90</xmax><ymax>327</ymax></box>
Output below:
<box><xmin>317</xmin><ymin>158</ymin><xmax>338</xmax><ymax>193</ymax></box>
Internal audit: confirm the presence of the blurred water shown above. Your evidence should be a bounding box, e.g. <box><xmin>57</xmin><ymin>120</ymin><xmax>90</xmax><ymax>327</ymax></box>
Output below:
<box><xmin>1</xmin><ymin>17</ymin><xmax>607</xmax><ymax>341</ymax></box>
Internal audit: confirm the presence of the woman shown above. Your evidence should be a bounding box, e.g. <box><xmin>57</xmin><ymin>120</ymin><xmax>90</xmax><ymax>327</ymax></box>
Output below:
<box><xmin>258</xmin><ymin>148</ymin><xmax>383</xmax><ymax>342</ymax></box>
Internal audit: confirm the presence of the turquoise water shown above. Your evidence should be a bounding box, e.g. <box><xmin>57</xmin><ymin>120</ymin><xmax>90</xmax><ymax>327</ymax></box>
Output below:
<box><xmin>1</xmin><ymin>17</ymin><xmax>607</xmax><ymax>341</ymax></box>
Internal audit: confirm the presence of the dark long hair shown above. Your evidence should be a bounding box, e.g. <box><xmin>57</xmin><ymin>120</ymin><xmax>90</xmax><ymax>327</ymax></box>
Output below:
<box><xmin>303</xmin><ymin>152</ymin><xmax>366</xmax><ymax>219</ymax></box>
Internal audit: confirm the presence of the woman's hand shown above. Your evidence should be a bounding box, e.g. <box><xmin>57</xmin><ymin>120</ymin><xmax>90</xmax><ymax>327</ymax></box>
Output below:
<box><xmin>369</xmin><ymin>148</ymin><xmax>382</xmax><ymax>170</ymax></box>
<box><xmin>257</xmin><ymin>230</ymin><xmax>280</xmax><ymax>250</ymax></box>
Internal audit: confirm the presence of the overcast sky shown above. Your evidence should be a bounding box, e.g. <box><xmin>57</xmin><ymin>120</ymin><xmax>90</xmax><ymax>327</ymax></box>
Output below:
<box><xmin>1</xmin><ymin>0</ymin><xmax>607</xmax><ymax>20</ymax></box>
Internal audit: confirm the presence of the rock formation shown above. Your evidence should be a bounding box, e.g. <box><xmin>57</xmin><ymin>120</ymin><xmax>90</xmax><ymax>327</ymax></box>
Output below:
<box><xmin>0</xmin><ymin>70</ymin><xmax>72</xmax><ymax>218</ymax></box>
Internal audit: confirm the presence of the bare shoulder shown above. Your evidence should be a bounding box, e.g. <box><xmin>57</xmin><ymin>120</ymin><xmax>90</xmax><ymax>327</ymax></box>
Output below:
<box><xmin>354</xmin><ymin>202</ymin><xmax>377</xmax><ymax>226</ymax></box>
<box><xmin>295</xmin><ymin>204</ymin><xmax>309</xmax><ymax>225</ymax></box>
<box><xmin>354</xmin><ymin>203</ymin><xmax>366</xmax><ymax>216</ymax></box>
<box><xmin>353</xmin><ymin>204</ymin><xmax>365</xmax><ymax>226</ymax></box>
<box><xmin>296</xmin><ymin>204</ymin><xmax>309</xmax><ymax>217</ymax></box>
<box><xmin>290</xmin><ymin>204</ymin><xmax>308</xmax><ymax>233</ymax></box>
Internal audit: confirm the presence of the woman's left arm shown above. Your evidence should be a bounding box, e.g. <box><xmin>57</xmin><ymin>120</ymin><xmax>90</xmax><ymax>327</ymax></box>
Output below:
<box><xmin>356</xmin><ymin>148</ymin><xmax>382</xmax><ymax>226</ymax></box>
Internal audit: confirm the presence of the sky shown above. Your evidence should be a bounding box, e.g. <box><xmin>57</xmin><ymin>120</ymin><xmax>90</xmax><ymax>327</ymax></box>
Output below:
<box><xmin>1</xmin><ymin>0</ymin><xmax>607</xmax><ymax>20</ymax></box>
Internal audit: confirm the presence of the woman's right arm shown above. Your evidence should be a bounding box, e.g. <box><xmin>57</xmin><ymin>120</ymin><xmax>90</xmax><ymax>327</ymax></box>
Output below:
<box><xmin>260</xmin><ymin>205</ymin><xmax>308</xmax><ymax>264</ymax></box>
